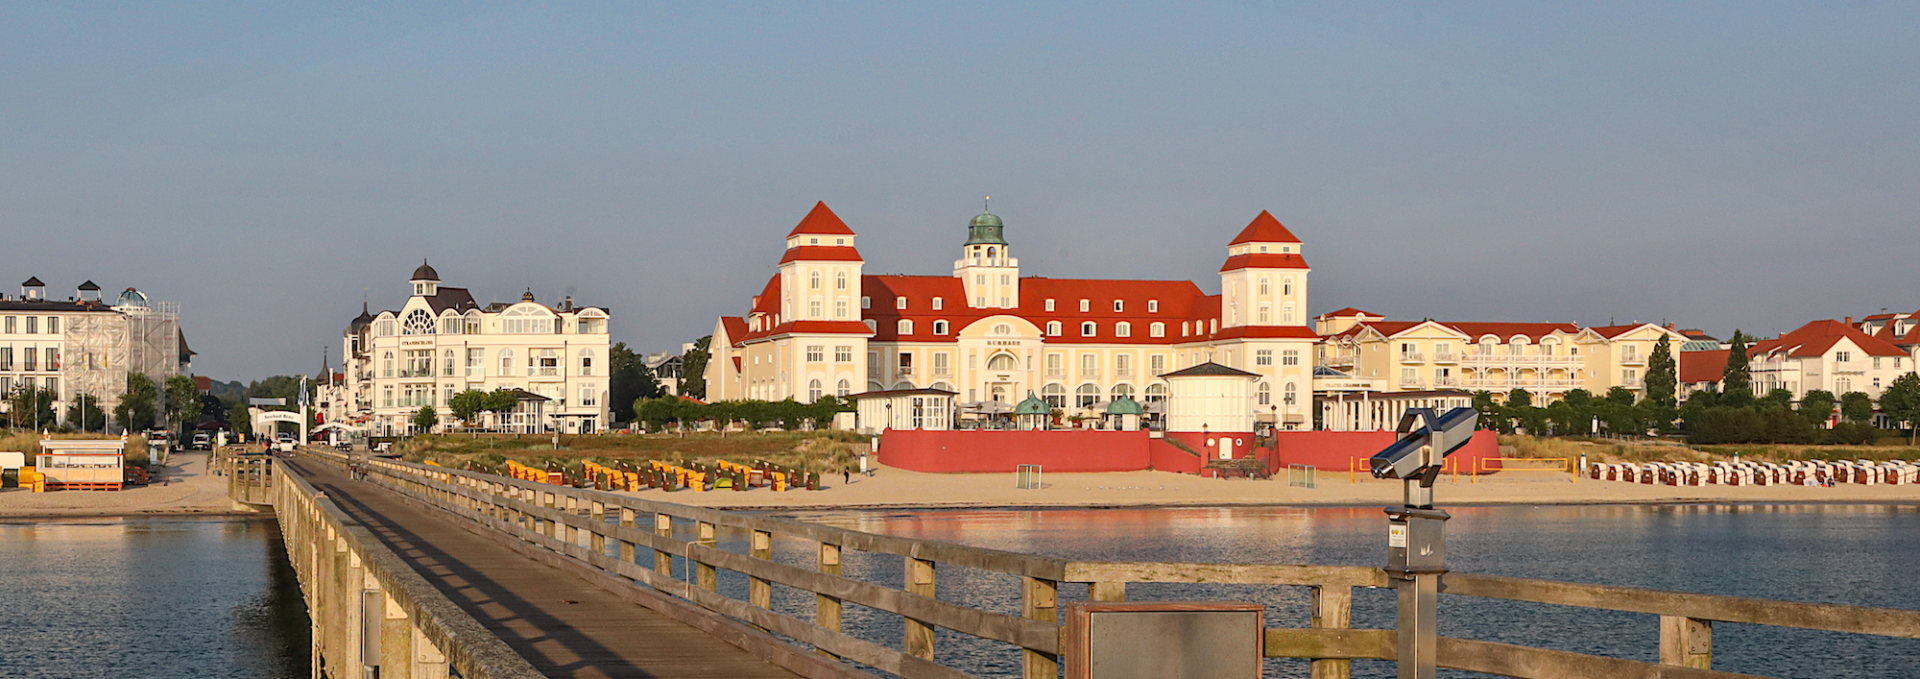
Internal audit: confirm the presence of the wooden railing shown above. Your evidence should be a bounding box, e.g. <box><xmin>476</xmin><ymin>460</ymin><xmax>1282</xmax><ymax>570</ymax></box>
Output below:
<box><xmin>300</xmin><ymin>448</ymin><xmax>1920</xmax><ymax>679</ymax></box>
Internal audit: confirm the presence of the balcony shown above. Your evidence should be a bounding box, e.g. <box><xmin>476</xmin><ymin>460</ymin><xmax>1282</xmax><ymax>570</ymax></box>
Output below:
<box><xmin>1400</xmin><ymin>378</ymin><xmax>1425</xmax><ymax>389</ymax></box>
<box><xmin>933</xmin><ymin>367</ymin><xmax>952</xmax><ymax>378</ymax></box>
<box><xmin>1460</xmin><ymin>377</ymin><xmax>1581</xmax><ymax>391</ymax></box>
<box><xmin>1619</xmin><ymin>355</ymin><xmax>1645</xmax><ymax>366</ymax></box>
<box><xmin>1433</xmin><ymin>376</ymin><xmax>1459</xmax><ymax>388</ymax></box>
<box><xmin>1399</xmin><ymin>352</ymin><xmax>1425</xmax><ymax>363</ymax></box>
<box><xmin>1432</xmin><ymin>352</ymin><xmax>1457</xmax><ymax>364</ymax></box>
<box><xmin>1116</xmin><ymin>369</ymin><xmax>1135</xmax><ymax>379</ymax></box>
<box><xmin>1462</xmin><ymin>352</ymin><xmax>1583</xmax><ymax>367</ymax></box>
<box><xmin>897</xmin><ymin>366</ymin><xmax>914</xmax><ymax>377</ymax></box>
<box><xmin>1081</xmin><ymin>368</ymin><xmax>1102</xmax><ymax>379</ymax></box>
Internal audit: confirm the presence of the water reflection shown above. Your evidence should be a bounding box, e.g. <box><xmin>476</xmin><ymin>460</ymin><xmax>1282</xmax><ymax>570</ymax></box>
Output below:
<box><xmin>755</xmin><ymin>504</ymin><xmax>1920</xmax><ymax>678</ymax></box>
<box><xmin>0</xmin><ymin>518</ymin><xmax>310</xmax><ymax>679</ymax></box>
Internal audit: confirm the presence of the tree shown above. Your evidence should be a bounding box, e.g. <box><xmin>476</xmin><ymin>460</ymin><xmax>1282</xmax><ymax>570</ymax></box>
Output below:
<box><xmin>1840</xmin><ymin>391</ymin><xmax>1875</xmax><ymax>424</ymax></box>
<box><xmin>66</xmin><ymin>393</ymin><xmax>106</xmax><ymax>432</ymax></box>
<box><xmin>608</xmin><ymin>342</ymin><xmax>661</xmax><ymax>423</ymax></box>
<box><xmin>1505</xmin><ymin>389</ymin><xmax>1533</xmax><ymax>408</ymax></box>
<box><xmin>1759</xmin><ymin>388</ymin><xmax>1794</xmax><ymax>411</ymax></box>
<box><xmin>1644</xmin><ymin>335</ymin><xmax>1678</xmax><ymax>411</ymax></box>
<box><xmin>1797</xmin><ymin>390</ymin><xmax>1836</xmax><ymax>427</ymax></box>
<box><xmin>1876</xmin><ymin>374</ymin><xmax>1920</xmax><ymax>445</ymax></box>
<box><xmin>1604</xmin><ymin>386</ymin><xmax>1636</xmax><ymax>406</ymax></box>
<box><xmin>8</xmin><ymin>384</ymin><xmax>58</xmax><ymax>430</ymax></box>
<box><xmin>1470</xmin><ymin>391</ymin><xmax>1501</xmax><ymax>430</ymax></box>
<box><xmin>164</xmin><ymin>375</ymin><xmax>203</xmax><ymax>433</ymax></box>
<box><xmin>116</xmin><ymin>373</ymin><xmax>160</xmax><ymax>432</ymax></box>
<box><xmin>448</xmin><ymin>390</ymin><xmax>487</xmax><ymax>424</ymax></box>
<box><xmin>1722</xmin><ymin>331</ymin><xmax>1752</xmax><ymax>403</ymax></box>
<box><xmin>199</xmin><ymin>393</ymin><xmax>230</xmax><ymax>426</ymax></box>
<box><xmin>413</xmin><ymin>405</ymin><xmax>438</xmax><ymax>433</ymax></box>
<box><xmin>681</xmin><ymin>336</ymin><xmax>712</xmax><ymax>400</ymax></box>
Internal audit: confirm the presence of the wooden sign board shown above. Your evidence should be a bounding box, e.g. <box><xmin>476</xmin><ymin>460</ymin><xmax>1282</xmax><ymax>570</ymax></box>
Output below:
<box><xmin>1065</xmin><ymin>601</ymin><xmax>1264</xmax><ymax>679</ymax></box>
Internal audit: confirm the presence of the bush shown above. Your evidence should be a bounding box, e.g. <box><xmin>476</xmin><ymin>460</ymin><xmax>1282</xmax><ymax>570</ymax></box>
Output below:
<box><xmin>1827</xmin><ymin>422</ymin><xmax>1879</xmax><ymax>446</ymax></box>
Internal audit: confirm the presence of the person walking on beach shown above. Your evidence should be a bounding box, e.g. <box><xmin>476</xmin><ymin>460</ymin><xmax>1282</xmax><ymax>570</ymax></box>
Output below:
<box><xmin>842</xmin><ymin>467</ymin><xmax>851</xmax><ymax>486</ymax></box>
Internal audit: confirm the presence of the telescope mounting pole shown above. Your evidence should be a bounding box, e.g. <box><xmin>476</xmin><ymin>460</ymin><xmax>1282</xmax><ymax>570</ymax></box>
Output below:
<box><xmin>1388</xmin><ymin>445</ymin><xmax>1447</xmax><ymax>679</ymax></box>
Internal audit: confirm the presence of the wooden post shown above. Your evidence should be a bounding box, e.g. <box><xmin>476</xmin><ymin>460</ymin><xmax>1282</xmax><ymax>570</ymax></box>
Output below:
<box><xmin>618</xmin><ymin>507</ymin><xmax>637</xmax><ymax>566</ymax></box>
<box><xmin>750</xmin><ymin>530</ymin><xmax>773</xmax><ymax>610</ymax></box>
<box><xmin>1090</xmin><ymin>581</ymin><xmax>1127</xmax><ymax>602</ymax></box>
<box><xmin>564</xmin><ymin>495</ymin><xmax>579</xmax><ymax>545</ymax></box>
<box><xmin>695</xmin><ymin>521</ymin><xmax>717</xmax><ymax>592</ymax></box>
<box><xmin>1660</xmin><ymin>615</ymin><xmax>1712</xmax><ymax>669</ymax></box>
<box><xmin>1311</xmin><ymin>585</ymin><xmax>1354</xmax><ymax>679</ymax></box>
<box><xmin>905</xmin><ymin>557</ymin><xmax>937</xmax><ymax>660</ymax></box>
<box><xmin>654</xmin><ymin>514</ymin><xmax>674</xmax><ymax>580</ymax></box>
<box><xmin>816</xmin><ymin>542</ymin><xmax>842</xmax><ymax>660</ymax></box>
<box><xmin>1022</xmin><ymin>576</ymin><xmax>1059</xmax><ymax>679</ymax></box>
<box><xmin>590</xmin><ymin>500</ymin><xmax>606</xmax><ymax>555</ymax></box>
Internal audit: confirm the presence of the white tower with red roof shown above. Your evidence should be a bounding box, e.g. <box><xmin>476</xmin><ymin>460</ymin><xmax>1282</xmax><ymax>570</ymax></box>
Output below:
<box><xmin>1219</xmin><ymin>210</ymin><xmax>1309</xmax><ymax>329</ymax></box>
<box><xmin>779</xmin><ymin>202</ymin><xmax>866</xmax><ymax>324</ymax></box>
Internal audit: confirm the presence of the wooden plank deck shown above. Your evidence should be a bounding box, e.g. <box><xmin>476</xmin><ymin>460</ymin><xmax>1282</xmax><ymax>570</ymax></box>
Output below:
<box><xmin>287</xmin><ymin>459</ymin><xmax>804</xmax><ymax>679</ymax></box>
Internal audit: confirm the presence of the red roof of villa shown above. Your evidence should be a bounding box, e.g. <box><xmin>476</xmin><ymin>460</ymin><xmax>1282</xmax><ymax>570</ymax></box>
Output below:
<box><xmin>1228</xmin><ymin>210</ymin><xmax>1302</xmax><ymax>245</ymax></box>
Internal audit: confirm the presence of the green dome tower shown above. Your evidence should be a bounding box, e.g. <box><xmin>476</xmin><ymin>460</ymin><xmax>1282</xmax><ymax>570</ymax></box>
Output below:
<box><xmin>952</xmin><ymin>197</ymin><xmax>1020</xmax><ymax>309</ymax></box>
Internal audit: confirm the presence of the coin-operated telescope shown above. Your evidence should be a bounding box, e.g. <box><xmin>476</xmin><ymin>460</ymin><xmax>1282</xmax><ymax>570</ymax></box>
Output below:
<box><xmin>1368</xmin><ymin>406</ymin><xmax>1477</xmax><ymax>679</ymax></box>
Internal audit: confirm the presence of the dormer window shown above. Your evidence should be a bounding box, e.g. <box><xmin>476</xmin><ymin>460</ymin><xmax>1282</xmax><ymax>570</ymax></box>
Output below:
<box><xmin>809</xmin><ymin>237</ymin><xmax>819</xmax><ymax>245</ymax></box>
<box><xmin>1045</xmin><ymin>299</ymin><xmax>1056</xmax><ymax>312</ymax></box>
<box><xmin>932</xmin><ymin>297</ymin><xmax>943</xmax><ymax>310</ymax></box>
<box><xmin>1148</xmin><ymin>300</ymin><xmax>1159</xmax><ymax>313</ymax></box>
<box><xmin>1081</xmin><ymin>322</ymin><xmax>1096</xmax><ymax>337</ymax></box>
<box><xmin>1114</xmin><ymin>300</ymin><xmax>1124</xmax><ymax>313</ymax></box>
<box><xmin>896</xmin><ymin>297</ymin><xmax>908</xmax><ymax>310</ymax></box>
<box><xmin>933</xmin><ymin>320</ymin><xmax>949</xmax><ymax>335</ymax></box>
<box><xmin>1079</xmin><ymin>299</ymin><xmax>1091</xmax><ymax>312</ymax></box>
<box><xmin>836</xmin><ymin>238</ymin><xmax>845</xmax><ymax>245</ymax></box>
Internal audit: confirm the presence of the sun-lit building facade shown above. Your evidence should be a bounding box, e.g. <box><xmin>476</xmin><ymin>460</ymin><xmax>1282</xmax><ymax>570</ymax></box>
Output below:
<box><xmin>706</xmin><ymin>202</ymin><xmax>1323</xmax><ymax>429</ymax></box>
<box><xmin>333</xmin><ymin>263</ymin><xmax>611</xmax><ymax>435</ymax></box>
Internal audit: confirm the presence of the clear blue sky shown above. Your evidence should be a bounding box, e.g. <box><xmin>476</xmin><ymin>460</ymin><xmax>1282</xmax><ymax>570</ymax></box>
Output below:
<box><xmin>3</xmin><ymin>3</ymin><xmax>1916</xmax><ymax>380</ymax></box>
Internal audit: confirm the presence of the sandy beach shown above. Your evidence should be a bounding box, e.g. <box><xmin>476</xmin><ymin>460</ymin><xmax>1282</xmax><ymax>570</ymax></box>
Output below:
<box><xmin>0</xmin><ymin>451</ymin><xmax>257</xmax><ymax>519</ymax></box>
<box><xmin>615</xmin><ymin>465</ymin><xmax>1920</xmax><ymax>510</ymax></box>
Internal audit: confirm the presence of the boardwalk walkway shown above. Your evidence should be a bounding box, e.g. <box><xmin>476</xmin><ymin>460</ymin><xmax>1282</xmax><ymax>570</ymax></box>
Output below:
<box><xmin>285</xmin><ymin>458</ymin><xmax>803</xmax><ymax>679</ymax></box>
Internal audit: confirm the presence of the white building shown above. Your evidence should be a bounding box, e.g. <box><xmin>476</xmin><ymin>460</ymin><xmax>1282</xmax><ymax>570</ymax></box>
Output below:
<box><xmin>706</xmin><ymin>203</ymin><xmax>1322</xmax><ymax>430</ymax></box>
<box><xmin>0</xmin><ymin>277</ymin><xmax>189</xmax><ymax>429</ymax></box>
<box><xmin>1749</xmin><ymin>319</ymin><xmax>1908</xmax><ymax>401</ymax></box>
<box><xmin>332</xmin><ymin>263</ymin><xmax>612</xmax><ymax>435</ymax></box>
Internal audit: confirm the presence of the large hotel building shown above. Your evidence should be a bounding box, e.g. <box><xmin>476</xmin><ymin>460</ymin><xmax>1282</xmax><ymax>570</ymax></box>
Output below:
<box><xmin>705</xmin><ymin>203</ymin><xmax>1322</xmax><ymax>429</ymax></box>
<box><xmin>329</xmin><ymin>263</ymin><xmax>612</xmax><ymax>435</ymax></box>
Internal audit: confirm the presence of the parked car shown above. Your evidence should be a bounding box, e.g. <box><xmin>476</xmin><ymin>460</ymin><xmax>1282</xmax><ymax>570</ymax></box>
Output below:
<box><xmin>276</xmin><ymin>433</ymin><xmax>296</xmax><ymax>452</ymax></box>
<box><xmin>190</xmin><ymin>433</ymin><xmax>212</xmax><ymax>451</ymax></box>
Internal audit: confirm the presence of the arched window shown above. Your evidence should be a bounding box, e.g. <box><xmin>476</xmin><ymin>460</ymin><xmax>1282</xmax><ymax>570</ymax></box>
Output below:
<box><xmin>1145</xmin><ymin>383</ymin><xmax>1168</xmax><ymax>403</ymax></box>
<box><xmin>868</xmin><ymin>380</ymin><xmax>885</xmax><ymax>392</ymax></box>
<box><xmin>1150</xmin><ymin>322</ymin><xmax>1165</xmax><ymax>337</ymax></box>
<box><xmin>836</xmin><ymin>379</ymin><xmax>850</xmax><ymax>397</ymax></box>
<box><xmin>897</xmin><ymin>320</ymin><xmax>913</xmax><ymax>335</ymax></box>
<box><xmin>836</xmin><ymin>272</ymin><xmax>847</xmax><ymax>290</ymax></box>
<box><xmin>1285</xmin><ymin>382</ymin><xmax>1298</xmax><ymax>404</ymax></box>
<box><xmin>808</xmin><ymin>379</ymin><xmax>822</xmax><ymax>402</ymax></box>
<box><xmin>987</xmin><ymin>353</ymin><xmax>1017</xmax><ymax>371</ymax></box>
<box><xmin>810</xmin><ymin>271</ymin><xmax>821</xmax><ymax>290</ymax></box>
<box><xmin>1042</xmin><ymin>384</ymin><xmax>1067</xmax><ymax>408</ymax></box>
<box><xmin>382</xmin><ymin>352</ymin><xmax>394</xmax><ymax>378</ymax></box>
<box><xmin>578</xmin><ymin>351</ymin><xmax>594</xmax><ymax>376</ymax></box>
<box><xmin>500</xmin><ymin>306</ymin><xmax>557</xmax><ymax>334</ymax></box>
<box><xmin>1110</xmin><ymin>383</ymin><xmax>1133</xmax><ymax>400</ymax></box>
<box><xmin>403</xmin><ymin>309</ymin><xmax>435</xmax><ymax>335</ymax></box>
<box><xmin>933</xmin><ymin>320</ymin><xmax>949</xmax><ymax>335</ymax></box>
<box><xmin>987</xmin><ymin>247</ymin><xmax>996</xmax><ymax>258</ymax></box>
<box><xmin>863</xmin><ymin>319</ymin><xmax>877</xmax><ymax>333</ymax></box>
<box><xmin>1046</xmin><ymin>321</ymin><xmax>1062</xmax><ymax>336</ymax></box>
<box><xmin>891</xmin><ymin>381</ymin><xmax>913</xmax><ymax>390</ymax></box>
<box><xmin>1257</xmin><ymin>382</ymin><xmax>1272</xmax><ymax>405</ymax></box>
<box><xmin>1259</xmin><ymin>277</ymin><xmax>1270</xmax><ymax>296</ymax></box>
<box><xmin>931</xmin><ymin>381</ymin><xmax>955</xmax><ymax>393</ymax></box>
<box><xmin>499</xmin><ymin>349</ymin><xmax>514</xmax><ymax>376</ymax></box>
<box><xmin>1076</xmin><ymin>384</ymin><xmax>1101</xmax><ymax>409</ymax></box>
<box><xmin>1283</xmin><ymin>278</ymin><xmax>1293</xmax><ymax>296</ymax></box>
<box><xmin>443</xmin><ymin>350</ymin><xmax>455</xmax><ymax>376</ymax></box>
<box><xmin>1116</xmin><ymin>322</ymin><xmax>1131</xmax><ymax>337</ymax></box>
<box><xmin>1081</xmin><ymin>322</ymin><xmax>1096</xmax><ymax>337</ymax></box>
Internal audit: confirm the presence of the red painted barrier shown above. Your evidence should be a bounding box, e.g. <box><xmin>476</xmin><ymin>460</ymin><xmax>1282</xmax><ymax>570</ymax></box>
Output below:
<box><xmin>1268</xmin><ymin>430</ymin><xmax>1499</xmax><ymax>476</ymax></box>
<box><xmin>877</xmin><ymin>429</ymin><xmax>1150</xmax><ymax>473</ymax></box>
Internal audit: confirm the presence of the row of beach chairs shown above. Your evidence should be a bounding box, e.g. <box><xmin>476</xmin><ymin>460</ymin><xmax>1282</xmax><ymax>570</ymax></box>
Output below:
<box><xmin>1588</xmin><ymin>460</ymin><xmax>1919</xmax><ymax>487</ymax></box>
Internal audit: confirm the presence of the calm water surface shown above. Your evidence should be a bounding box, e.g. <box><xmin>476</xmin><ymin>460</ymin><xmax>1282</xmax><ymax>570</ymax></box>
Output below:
<box><xmin>0</xmin><ymin>518</ymin><xmax>308</xmax><ymax>679</ymax></box>
<box><xmin>743</xmin><ymin>504</ymin><xmax>1920</xmax><ymax>679</ymax></box>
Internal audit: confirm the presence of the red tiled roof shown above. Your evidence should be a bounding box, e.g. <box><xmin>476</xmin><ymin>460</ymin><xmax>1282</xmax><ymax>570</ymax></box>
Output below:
<box><xmin>719</xmin><ymin>317</ymin><xmax>749</xmax><ymax>347</ymax></box>
<box><xmin>1585</xmin><ymin>323</ymin><xmax>1669</xmax><ymax>339</ymax></box>
<box><xmin>1679</xmin><ymin>349</ymin><xmax>1728</xmax><ymax>384</ymax></box>
<box><xmin>750</xmin><ymin>275</ymin><xmax>780</xmax><ymax>314</ymax></box>
<box><xmin>193</xmin><ymin>375</ymin><xmax>211</xmax><ymax>391</ymax></box>
<box><xmin>1335</xmin><ymin>320</ymin><xmax>1578</xmax><ymax>342</ymax></box>
<box><xmin>1317</xmin><ymin>307</ymin><xmax>1378</xmax><ymax>319</ymax></box>
<box><xmin>786</xmin><ymin>201</ymin><xmax>855</xmax><ymax>237</ymax></box>
<box><xmin>1218</xmin><ymin>253</ymin><xmax>1309</xmax><ymax>272</ymax></box>
<box><xmin>1202</xmin><ymin>325</ymin><xmax>1323</xmax><ymax>341</ymax></box>
<box><xmin>1228</xmin><ymin>210</ymin><xmax>1301</xmax><ymax>245</ymax></box>
<box><xmin>731</xmin><ymin>356</ymin><xmax>742</xmax><ymax>371</ymax></box>
<box><xmin>778</xmin><ymin>246</ymin><xmax>864</xmax><ymax>264</ymax></box>
<box><xmin>1863</xmin><ymin>313</ymin><xmax>1899</xmax><ymax>321</ymax></box>
<box><xmin>1748</xmin><ymin>320</ymin><xmax>1906</xmax><ymax>359</ymax></box>
<box><xmin>856</xmin><ymin>275</ymin><xmax>1285</xmax><ymax>345</ymax></box>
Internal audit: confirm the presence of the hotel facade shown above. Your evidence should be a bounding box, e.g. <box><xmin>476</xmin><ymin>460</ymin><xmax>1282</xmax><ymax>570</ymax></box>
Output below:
<box><xmin>0</xmin><ymin>277</ymin><xmax>189</xmax><ymax>429</ymax></box>
<box><xmin>705</xmin><ymin>203</ymin><xmax>1323</xmax><ymax>429</ymax></box>
<box><xmin>329</xmin><ymin>263</ymin><xmax>612</xmax><ymax>435</ymax></box>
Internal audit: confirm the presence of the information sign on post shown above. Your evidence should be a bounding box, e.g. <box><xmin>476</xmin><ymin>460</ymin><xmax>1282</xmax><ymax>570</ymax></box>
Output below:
<box><xmin>1065</xmin><ymin>601</ymin><xmax>1263</xmax><ymax>679</ymax></box>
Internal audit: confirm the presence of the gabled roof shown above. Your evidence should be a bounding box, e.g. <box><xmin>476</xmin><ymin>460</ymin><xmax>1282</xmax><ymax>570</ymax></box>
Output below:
<box><xmin>1161</xmin><ymin>361</ymin><xmax>1260</xmax><ymax>378</ymax></box>
<box><xmin>1329</xmin><ymin>319</ymin><xmax>1580</xmax><ymax>343</ymax></box>
<box><xmin>1679</xmin><ymin>349</ymin><xmax>1728</xmax><ymax>384</ymax></box>
<box><xmin>1318</xmin><ymin>307</ymin><xmax>1379</xmax><ymax>319</ymax></box>
<box><xmin>786</xmin><ymin>201</ymin><xmax>855</xmax><ymax>237</ymax></box>
<box><xmin>1749</xmin><ymin>320</ymin><xmax>1906</xmax><ymax>359</ymax></box>
<box><xmin>1228</xmin><ymin>211</ymin><xmax>1301</xmax><ymax>245</ymax></box>
<box><xmin>21</xmin><ymin>276</ymin><xmax>43</xmax><ymax>287</ymax></box>
<box><xmin>718</xmin><ymin>317</ymin><xmax>749</xmax><ymax>347</ymax></box>
<box><xmin>77</xmin><ymin>280</ymin><xmax>100</xmax><ymax>291</ymax></box>
<box><xmin>1584</xmin><ymin>323</ymin><xmax>1676</xmax><ymax>340</ymax></box>
<box><xmin>424</xmin><ymin>286</ymin><xmax>478</xmax><ymax>314</ymax></box>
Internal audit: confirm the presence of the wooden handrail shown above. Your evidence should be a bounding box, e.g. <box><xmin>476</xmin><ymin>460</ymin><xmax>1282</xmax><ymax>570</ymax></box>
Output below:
<box><xmin>306</xmin><ymin>449</ymin><xmax>1920</xmax><ymax>679</ymax></box>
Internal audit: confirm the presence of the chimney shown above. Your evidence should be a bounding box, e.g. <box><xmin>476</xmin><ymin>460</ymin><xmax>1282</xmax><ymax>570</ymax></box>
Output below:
<box><xmin>1846</xmin><ymin>316</ymin><xmax>1853</xmax><ymax>325</ymax></box>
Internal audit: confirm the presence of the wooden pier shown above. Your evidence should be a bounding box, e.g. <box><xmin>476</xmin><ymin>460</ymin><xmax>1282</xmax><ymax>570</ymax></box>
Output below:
<box><xmin>234</xmin><ymin>447</ymin><xmax>1920</xmax><ymax>679</ymax></box>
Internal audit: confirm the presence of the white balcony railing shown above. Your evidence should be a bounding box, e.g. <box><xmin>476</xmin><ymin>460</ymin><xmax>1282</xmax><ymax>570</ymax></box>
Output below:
<box><xmin>1399</xmin><ymin>352</ymin><xmax>1425</xmax><ymax>363</ymax></box>
<box><xmin>1432</xmin><ymin>352</ymin><xmax>1458</xmax><ymax>363</ymax></box>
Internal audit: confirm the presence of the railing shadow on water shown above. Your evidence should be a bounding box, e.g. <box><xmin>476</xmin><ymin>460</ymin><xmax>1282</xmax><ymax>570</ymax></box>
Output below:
<box><xmin>292</xmin><ymin>447</ymin><xmax>1920</xmax><ymax>679</ymax></box>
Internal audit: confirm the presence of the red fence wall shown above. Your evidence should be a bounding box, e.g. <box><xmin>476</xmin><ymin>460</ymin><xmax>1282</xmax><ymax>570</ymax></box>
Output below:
<box><xmin>1267</xmin><ymin>429</ymin><xmax>1500</xmax><ymax>476</ymax></box>
<box><xmin>877</xmin><ymin>429</ymin><xmax>1150</xmax><ymax>473</ymax></box>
